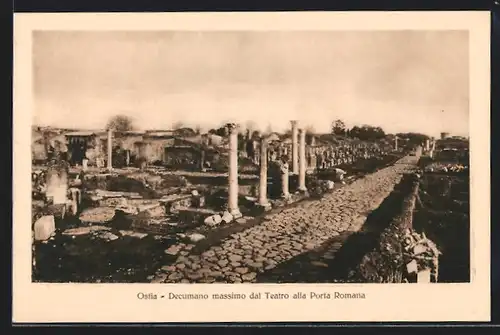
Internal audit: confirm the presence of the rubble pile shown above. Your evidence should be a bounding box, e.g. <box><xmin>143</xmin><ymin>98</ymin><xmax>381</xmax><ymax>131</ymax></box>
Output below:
<box><xmin>424</xmin><ymin>163</ymin><xmax>468</xmax><ymax>173</ymax></box>
<box><xmin>402</xmin><ymin>229</ymin><xmax>441</xmax><ymax>283</ymax></box>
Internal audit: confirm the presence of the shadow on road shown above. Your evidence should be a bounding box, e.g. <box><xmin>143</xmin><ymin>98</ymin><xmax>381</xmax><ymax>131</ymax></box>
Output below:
<box><xmin>256</xmin><ymin>173</ymin><xmax>414</xmax><ymax>283</ymax></box>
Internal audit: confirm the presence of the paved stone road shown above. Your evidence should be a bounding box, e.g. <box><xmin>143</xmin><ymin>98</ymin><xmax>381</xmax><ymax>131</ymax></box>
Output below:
<box><xmin>152</xmin><ymin>156</ymin><xmax>418</xmax><ymax>283</ymax></box>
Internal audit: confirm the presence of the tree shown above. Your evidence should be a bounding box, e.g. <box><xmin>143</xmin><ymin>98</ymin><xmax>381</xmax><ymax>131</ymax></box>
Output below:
<box><xmin>245</xmin><ymin>121</ymin><xmax>257</xmax><ymax>134</ymax></box>
<box><xmin>265</xmin><ymin>124</ymin><xmax>273</xmax><ymax>135</ymax></box>
<box><xmin>194</xmin><ymin>125</ymin><xmax>202</xmax><ymax>135</ymax></box>
<box><xmin>396</xmin><ymin>132</ymin><xmax>430</xmax><ymax>148</ymax></box>
<box><xmin>106</xmin><ymin>114</ymin><xmax>134</xmax><ymax>132</ymax></box>
<box><xmin>331</xmin><ymin>119</ymin><xmax>346</xmax><ymax>136</ymax></box>
<box><xmin>305</xmin><ymin>125</ymin><xmax>316</xmax><ymax>134</ymax></box>
<box><xmin>251</xmin><ymin>130</ymin><xmax>261</xmax><ymax>140</ymax></box>
<box><xmin>173</xmin><ymin>127</ymin><xmax>196</xmax><ymax>137</ymax></box>
<box><xmin>349</xmin><ymin>125</ymin><xmax>386</xmax><ymax>141</ymax></box>
<box><xmin>172</xmin><ymin>121</ymin><xmax>185</xmax><ymax>129</ymax></box>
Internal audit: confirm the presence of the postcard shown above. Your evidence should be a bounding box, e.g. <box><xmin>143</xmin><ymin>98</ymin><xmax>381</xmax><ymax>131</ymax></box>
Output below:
<box><xmin>13</xmin><ymin>11</ymin><xmax>490</xmax><ymax>323</ymax></box>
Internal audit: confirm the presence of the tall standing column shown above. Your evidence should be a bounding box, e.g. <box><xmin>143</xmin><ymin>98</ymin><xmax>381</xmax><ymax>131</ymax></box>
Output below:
<box><xmin>291</xmin><ymin>120</ymin><xmax>299</xmax><ymax>174</ymax></box>
<box><xmin>394</xmin><ymin>136</ymin><xmax>399</xmax><ymax>151</ymax></box>
<box><xmin>298</xmin><ymin>128</ymin><xmax>307</xmax><ymax>192</ymax></box>
<box><xmin>227</xmin><ymin>123</ymin><xmax>242</xmax><ymax>218</ymax></box>
<box><xmin>258</xmin><ymin>136</ymin><xmax>271</xmax><ymax>210</ymax></box>
<box><xmin>107</xmin><ymin>128</ymin><xmax>113</xmax><ymax>171</ymax></box>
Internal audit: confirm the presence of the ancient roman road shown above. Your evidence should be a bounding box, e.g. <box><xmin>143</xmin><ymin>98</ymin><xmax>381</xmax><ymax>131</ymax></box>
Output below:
<box><xmin>151</xmin><ymin>156</ymin><xmax>419</xmax><ymax>283</ymax></box>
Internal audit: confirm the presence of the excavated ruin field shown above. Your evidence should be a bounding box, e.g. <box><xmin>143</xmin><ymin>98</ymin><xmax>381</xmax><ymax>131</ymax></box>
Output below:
<box><xmin>32</xmin><ymin>153</ymin><xmax>407</xmax><ymax>283</ymax></box>
<box><xmin>412</xmin><ymin>171</ymin><xmax>470</xmax><ymax>282</ymax></box>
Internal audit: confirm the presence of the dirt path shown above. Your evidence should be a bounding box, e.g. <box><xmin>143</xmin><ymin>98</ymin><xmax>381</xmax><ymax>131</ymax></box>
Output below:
<box><xmin>152</xmin><ymin>156</ymin><xmax>419</xmax><ymax>283</ymax></box>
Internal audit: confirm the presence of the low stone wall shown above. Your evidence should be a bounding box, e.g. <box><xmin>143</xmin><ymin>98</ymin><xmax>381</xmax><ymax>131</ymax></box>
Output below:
<box><xmin>349</xmin><ymin>173</ymin><xmax>421</xmax><ymax>283</ymax></box>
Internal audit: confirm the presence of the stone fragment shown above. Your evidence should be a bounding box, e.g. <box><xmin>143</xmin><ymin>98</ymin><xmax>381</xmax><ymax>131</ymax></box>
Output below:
<box><xmin>228</xmin><ymin>254</ymin><xmax>243</xmax><ymax>262</ymax></box>
<box><xmin>96</xmin><ymin>231</ymin><xmax>119</xmax><ymax>241</ymax></box>
<box><xmin>165</xmin><ymin>245</ymin><xmax>182</xmax><ymax>256</ymax></box>
<box><xmin>204</xmin><ymin>216</ymin><xmax>216</xmax><ymax>226</ymax></box>
<box><xmin>168</xmin><ymin>272</ymin><xmax>184</xmax><ymax>281</ymax></box>
<box><xmin>234</xmin><ymin>267</ymin><xmax>249</xmax><ymax>274</ymax></box>
<box><xmin>119</xmin><ymin>230</ymin><xmax>148</xmax><ymax>239</ymax></box>
<box><xmin>217</xmin><ymin>259</ymin><xmax>229</xmax><ymax>267</ymax></box>
<box><xmin>241</xmin><ymin>272</ymin><xmax>257</xmax><ymax>281</ymax></box>
<box><xmin>221</xmin><ymin>211</ymin><xmax>233</xmax><ymax>224</ymax></box>
<box><xmin>34</xmin><ymin>215</ymin><xmax>56</xmax><ymax>241</ymax></box>
<box><xmin>188</xmin><ymin>233</ymin><xmax>206</xmax><ymax>243</ymax></box>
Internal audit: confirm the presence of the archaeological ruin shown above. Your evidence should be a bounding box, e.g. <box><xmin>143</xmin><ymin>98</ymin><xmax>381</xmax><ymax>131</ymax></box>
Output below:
<box><xmin>30</xmin><ymin>120</ymin><xmax>468</xmax><ymax>285</ymax></box>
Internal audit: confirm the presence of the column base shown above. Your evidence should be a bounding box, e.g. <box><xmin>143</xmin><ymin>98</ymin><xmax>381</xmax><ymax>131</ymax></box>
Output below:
<box><xmin>255</xmin><ymin>202</ymin><xmax>272</xmax><ymax>212</ymax></box>
<box><xmin>297</xmin><ymin>187</ymin><xmax>309</xmax><ymax>195</ymax></box>
<box><xmin>229</xmin><ymin>208</ymin><xmax>243</xmax><ymax>219</ymax></box>
<box><xmin>281</xmin><ymin>193</ymin><xmax>291</xmax><ymax>200</ymax></box>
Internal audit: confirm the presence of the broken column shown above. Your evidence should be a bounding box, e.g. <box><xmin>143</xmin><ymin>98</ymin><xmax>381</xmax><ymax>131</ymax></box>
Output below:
<box><xmin>45</xmin><ymin>161</ymin><xmax>68</xmax><ymax>205</ymax></box>
<box><xmin>280</xmin><ymin>158</ymin><xmax>290</xmax><ymax>199</ymax></box>
<box><xmin>107</xmin><ymin>128</ymin><xmax>113</xmax><ymax>171</ymax></box>
<box><xmin>291</xmin><ymin>120</ymin><xmax>299</xmax><ymax>174</ymax></box>
<box><xmin>258</xmin><ymin>136</ymin><xmax>271</xmax><ymax>210</ymax></box>
<box><xmin>298</xmin><ymin>128</ymin><xmax>307</xmax><ymax>192</ymax></box>
<box><xmin>227</xmin><ymin>123</ymin><xmax>242</xmax><ymax>219</ymax></box>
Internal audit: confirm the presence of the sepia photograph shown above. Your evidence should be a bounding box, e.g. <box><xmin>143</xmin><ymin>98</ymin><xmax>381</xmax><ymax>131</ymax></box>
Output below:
<box><xmin>30</xmin><ymin>29</ymin><xmax>471</xmax><ymax>285</ymax></box>
<box><xmin>14</xmin><ymin>11</ymin><xmax>490</xmax><ymax>323</ymax></box>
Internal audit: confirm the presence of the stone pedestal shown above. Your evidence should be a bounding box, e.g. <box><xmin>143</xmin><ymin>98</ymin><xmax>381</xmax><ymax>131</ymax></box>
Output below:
<box><xmin>298</xmin><ymin>128</ymin><xmax>307</xmax><ymax>192</ymax></box>
<box><xmin>291</xmin><ymin>120</ymin><xmax>299</xmax><ymax>174</ymax></box>
<box><xmin>227</xmin><ymin>123</ymin><xmax>242</xmax><ymax>219</ymax></box>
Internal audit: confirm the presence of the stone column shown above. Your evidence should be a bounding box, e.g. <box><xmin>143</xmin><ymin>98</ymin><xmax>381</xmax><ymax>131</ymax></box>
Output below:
<box><xmin>394</xmin><ymin>136</ymin><xmax>399</xmax><ymax>151</ymax></box>
<box><xmin>258</xmin><ymin>137</ymin><xmax>271</xmax><ymax>210</ymax></box>
<box><xmin>425</xmin><ymin>139</ymin><xmax>430</xmax><ymax>151</ymax></box>
<box><xmin>281</xmin><ymin>160</ymin><xmax>290</xmax><ymax>199</ymax></box>
<box><xmin>227</xmin><ymin>123</ymin><xmax>242</xmax><ymax>218</ymax></box>
<box><xmin>107</xmin><ymin>128</ymin><xmax>113</xmax><ymax>171</ymax></box>
<box><xmin>298</xmin><ymin>128</ymin><xmax>307</xmax><ymax>192</ymax></box>
<box><xmin>311</xmin><ymin>153</ymin><xmax>317</xmax><ymax>171</ymax></box>
<box><xmin>125</xmin><ymin>150</ymin><xmax>130</xmax><ymax>166</ymax></box>
<box><xmin>200</xmin><ymin>150</ymin><xmax>206</xmax><ymax>171</ymax></box>
<box><xmin>291</xmin><ymin>120</ymin><xmax>299</xmax><ymax>174</ymax></box>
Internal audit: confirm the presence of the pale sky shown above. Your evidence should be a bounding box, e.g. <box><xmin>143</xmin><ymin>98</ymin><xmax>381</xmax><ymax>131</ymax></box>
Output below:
<box><xmin>33</xmin><ymin>30</ymin><xmax>469</xmax><ymax>137</ymax></box>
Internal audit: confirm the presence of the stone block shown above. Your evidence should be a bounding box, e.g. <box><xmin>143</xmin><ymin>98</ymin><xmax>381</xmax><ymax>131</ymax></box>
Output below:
<box><xmin>204</xmin><ymin>215</ymin><xmax>216</xmax><ymax>226</ymax></box>
<box><xmin>34</xmin><ymin>215</ymin><xmax>55</xmax><ymax>241</ymax></box>
<box><xmin>204</xmin><ymin>214</ymin><xmax>224</xmax><ymax>227</ymax></box>
<box><xmin>188</xmin><ymin>233</ymin><xmax>206</xmax><ymax>243</ymax></box>
<box><xmin>213</xmin><ymin>214</ymin><xmax>223</xmax><ymax>224</ymax></box>
<box><xmin>221</xmin><ymin>211</ymin><xmax>234</xmax><ymax>224</ymax></box>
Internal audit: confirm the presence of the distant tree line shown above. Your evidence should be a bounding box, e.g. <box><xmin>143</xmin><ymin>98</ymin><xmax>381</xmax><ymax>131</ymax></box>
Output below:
<box><xmin>330</xmin><ymin>119</ymin><xmax>432</xmax><ymax>146</ymax></box>
<box><xmin>331</xmin><ymin>119</ymin><xmax>386</xmax><ymax>141</ymax></box>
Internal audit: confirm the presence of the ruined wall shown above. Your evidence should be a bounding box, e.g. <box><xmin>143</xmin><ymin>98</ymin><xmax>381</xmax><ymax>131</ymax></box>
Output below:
<box><xmin>32</xmin><ymin>142</ymin><xmax>48</xmax><ymax>162</ymax></box>
<box><xmin>349</xmin><ymin>173</ymin><xmax>421</xmax><ymax>283</ymax></box>
<box><xmin>135</xmin><ymin>139</ymin><xmax>174</xmax><ymax>164</ymax></box>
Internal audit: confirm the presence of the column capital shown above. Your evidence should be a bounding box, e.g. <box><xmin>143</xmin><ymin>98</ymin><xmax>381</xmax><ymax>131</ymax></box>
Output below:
<box><xmin>290</xmin><ymin>120</ymin><xmax>298</xmax><ymax>127</ymax></box>
<box><xmin>226</xmin><ymin>123</ymin><xmax>239</xmax><ymax>134</ymax></box>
